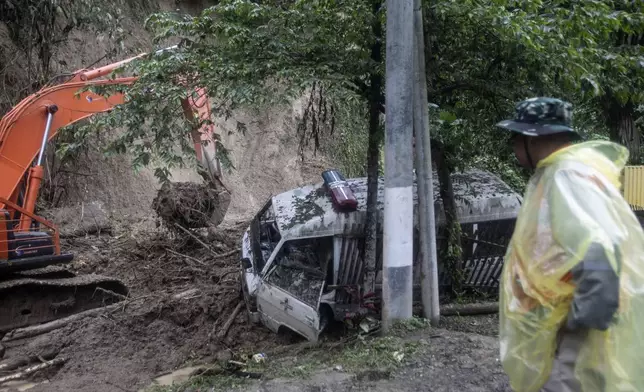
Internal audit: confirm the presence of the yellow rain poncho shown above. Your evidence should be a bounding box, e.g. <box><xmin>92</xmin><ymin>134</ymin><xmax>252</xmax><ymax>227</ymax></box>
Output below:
<box><xmin>499</xmin><ymin>140</ymin><xmax>644</xmax><ymax>392</ymax></box>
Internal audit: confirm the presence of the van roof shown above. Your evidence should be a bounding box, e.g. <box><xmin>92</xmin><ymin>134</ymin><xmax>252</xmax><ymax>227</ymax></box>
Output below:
<box><xmin>272</xmin><ymin>169</ymin><xmax>522</xmax><ymax>240</ymax></box>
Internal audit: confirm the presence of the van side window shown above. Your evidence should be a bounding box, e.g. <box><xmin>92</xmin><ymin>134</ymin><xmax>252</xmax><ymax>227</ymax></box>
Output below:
<box><xmin>265</xmin><ymin>236</ymin><xmax>333</xmax><ymax>307</ymax></box>
<box><xmin>257</xmin><ymin>204</ymin><xmax>281</xmax><ymax>272</ymax></box>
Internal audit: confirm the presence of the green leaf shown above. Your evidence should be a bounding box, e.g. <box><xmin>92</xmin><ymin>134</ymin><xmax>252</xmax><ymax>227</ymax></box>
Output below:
<box><xmin>439</xmin><ymin>111</ymin><xmax>458</xmax><ymax>124</ymax></box>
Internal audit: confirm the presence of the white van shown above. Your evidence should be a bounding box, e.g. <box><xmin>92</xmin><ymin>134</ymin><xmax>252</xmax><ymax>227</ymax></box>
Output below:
<box><xmin>239</xmin><ymin>169</ymin><xmax>522</xmax><ymax>342</ymax></box>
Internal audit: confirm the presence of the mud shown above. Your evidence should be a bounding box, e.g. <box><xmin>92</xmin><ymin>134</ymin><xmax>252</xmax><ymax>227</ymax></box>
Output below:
<box><xmin>141</xmin><ymin>322</ymin><xmax>508</xmax><ymax>392</ymax></box>
<box><xmin>43</xmin><ymin>201</ymin><xmax>112</xmax><ymax>237</ymax></box>
<box><xmin>1</xmin><ymin>221</ymin><xmax>279</xmax><ymax>392</ymax></box>
<box><xmin>0</xmin><ymin>217</ymin><xmax>508</xmax><ymax>392</ymax></box>
<box><xmin>152</xmin><ymin>181</ymin><xmax>230</xmax><ymax>230</ymax></box>
<box><xmin>245</xmin><ymin>329</ymin><xmax>510</xmax><ymax>392</ymax></box>
<box><xmin>0</xmin><ymin>1</ymin><xmax>332</xmax><ymax>390</ymax></box>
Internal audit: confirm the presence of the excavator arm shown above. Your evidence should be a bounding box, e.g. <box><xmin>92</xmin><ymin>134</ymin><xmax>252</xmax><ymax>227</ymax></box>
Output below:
<box><xmin>0</xmin><ymin>77</ymin><xmax>137</xmax><ymax>229</ymax></box>
<box><xmin>0</xmin><ymin>48</ymin><xmax>224</xmax><ymax>230</ymax></box>
<box><xmin>0</xmin><ymin>49</ymin><xmax>226</xmax><ymax>333</ymax></box>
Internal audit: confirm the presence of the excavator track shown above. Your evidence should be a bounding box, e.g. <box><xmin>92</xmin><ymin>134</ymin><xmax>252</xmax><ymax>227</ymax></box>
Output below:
<box><xmin>0</xmin><ymin>269</ymin><xmax>128</xmax><ymax>334</ymax></box>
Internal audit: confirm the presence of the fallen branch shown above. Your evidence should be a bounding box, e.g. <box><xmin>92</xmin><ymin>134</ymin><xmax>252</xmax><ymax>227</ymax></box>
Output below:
<box><xmin>173</xmin><ymin>224</ymin><xmax>239</xmax><ymax>261</ymax></box>
<box><xmin>216</xmin><ymin>301</ymin><xmax>243</xmax><ymax>340</ymax></box>
<box><xmin>166</xmin><ymin>248</ymin><xmax>207</xmax><ymax>266</ymax></box>
<box><xmin>0</xmin><ymin>358</ymin><xmax>66</xmax><ymax>384</ymax></box>
<box><xmin>440</xmin><ymin>302</ymin><xmax>498</xmax><ymax>316</ymax></box>
<box><xmin>212</xmin><ymin>249</ymin><xmax>239</xmax><ymax>260</ymax></box>
<box><xmin>0</xmin><ymin>349</ymin><xmax>59</xmax><ymax>373</ymax></box>
<box><xmin>174</xmin><ymin>224</ymin><xmax>219</xmax><ymax>258</ymax></box>
<box><xmin>94</xmin><ymin>287</ymin><xmax>128</xmax><ymax>301</ymax></box>
<box><xmin>213</xmin><ymin>270</ymin><xmax>239</xmax><ymax>285</ymax></box>
<box><xmin>2</xmin><ymin>303</ymin><xmax>122</xmax><ymax>342</ymax></box>
<box><xmin>173</xmin><ymin>288</ymin><xmax>201</xmax><ymax>300</ymax></box>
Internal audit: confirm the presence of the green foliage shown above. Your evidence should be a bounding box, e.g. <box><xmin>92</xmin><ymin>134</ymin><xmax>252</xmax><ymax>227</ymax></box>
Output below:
<box><xmin>82</xmin><ymin>0</ymin><xmax>384</xmax><ymax>181</ymax></box>
<box><xmin>388</xmin><ymin>316</ymin><xmax>431</xmax><ymax>335</ymax></box>
<box><xmin>0</xmin><ymin>0</ymin><xmax>132</xmax><ymax>86</ymax></box>
<box><xmin>337</xmin><ymin>335</ymin><xmax>421</xmax><ymax>372</ymax></box>
<box><xmin>62</xmin><ymin>0</ymin><xmax>644</xmax><ymax>200</ymax></box>
<box><xmin>427</xmin><ymin>0</ymin><xmax>644</xmax><ymax>159</ymax></box>
<box><xmin>431</xmin><ymin>0</ymin><xmax>642</xmax><ymax>97</ymax></box>
<box><xmin>82</xmin><ymin>58</ymin><xmax>201</xmax><ymax>183</ymax></box>
<box><xmin>321</xmin><ymin>98</ymin><xmax>371</xmax><ymax>177</ymax></box>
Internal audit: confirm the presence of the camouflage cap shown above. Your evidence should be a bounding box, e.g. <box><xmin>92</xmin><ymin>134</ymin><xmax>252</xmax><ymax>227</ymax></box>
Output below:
<box><xmin>496</xmin><ymin>97</ymin><xmax>580</xmax><ymax>138</ymax></box>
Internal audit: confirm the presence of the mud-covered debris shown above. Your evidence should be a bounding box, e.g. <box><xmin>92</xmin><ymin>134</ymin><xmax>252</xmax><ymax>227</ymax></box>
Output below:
<box><xmin>44</xmin><ymin>201</ymin><xmax>111</xmax><ymax>237</ymax></box>
<box><xmin>152</xmin><ymin>181</ymin><xmax>231</xmax><ymax>229</ymax></box>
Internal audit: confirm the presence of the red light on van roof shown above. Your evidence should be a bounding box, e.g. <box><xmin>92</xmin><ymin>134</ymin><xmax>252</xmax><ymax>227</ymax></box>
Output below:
<box><xmin>321</xmin><ymin>169</ymin><xmax>358</xmax><ymax>212</ymax></box>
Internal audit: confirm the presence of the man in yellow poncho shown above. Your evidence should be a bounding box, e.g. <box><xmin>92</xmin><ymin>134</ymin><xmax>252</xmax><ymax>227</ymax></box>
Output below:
<box><xmin>496</xmin><ymin>97</ymin><xmax>644</xmax><ymax>392</ymax></box>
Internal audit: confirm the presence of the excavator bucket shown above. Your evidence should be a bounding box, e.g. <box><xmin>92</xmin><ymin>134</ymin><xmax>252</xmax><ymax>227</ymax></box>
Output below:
<box><xmin>0</xmin><ymin>48</ymin><xmax>225</xmax><ymax>336</ymax></box>
<box><xmin>152</xmin><ymin>164</ymin><xmax>231</xmax><ymax>230</ymax></box>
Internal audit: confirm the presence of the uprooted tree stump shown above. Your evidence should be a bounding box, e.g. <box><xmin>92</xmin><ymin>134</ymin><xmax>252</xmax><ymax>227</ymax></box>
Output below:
<box><xmin>152</xmin><ymin>181</ymin><xmax>231</xmax><ymax>230</ymax></box>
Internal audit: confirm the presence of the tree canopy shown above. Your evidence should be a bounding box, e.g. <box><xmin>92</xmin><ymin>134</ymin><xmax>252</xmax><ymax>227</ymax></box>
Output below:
<box><xmin>73</xmin><ymin>0</ymin><xmax>644</xmax><ymax>184</ymax></box>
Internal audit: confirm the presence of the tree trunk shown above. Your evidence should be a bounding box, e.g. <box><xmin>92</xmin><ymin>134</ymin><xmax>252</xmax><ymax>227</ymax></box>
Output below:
<box><xmin>602</xmin><ymin>96</ymin><xmax>641</xmax><ymax>164</ymax></box>
<box><xmin>362</xmin><ymin>0</ymin><xmax>384</xmax><ymax>294</ymax></box>
<box><xmin>431</xmin><ymin>139</ymin><xmax>463</xmax><ymax>297</ymax></box>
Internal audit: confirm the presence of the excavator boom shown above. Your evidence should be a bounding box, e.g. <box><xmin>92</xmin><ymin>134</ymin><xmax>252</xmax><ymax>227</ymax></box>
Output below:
<box><xmin>0</xmin><ymin>77</ymin><xmax>137</xmax><ymax>216</ymax></box>
<box><xmin>0</xmin><ymin>48</ymin><xmax>226</xmax><ymax>334</ymax></box>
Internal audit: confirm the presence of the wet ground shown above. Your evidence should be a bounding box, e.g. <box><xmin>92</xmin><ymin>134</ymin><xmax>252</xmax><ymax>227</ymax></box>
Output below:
<box><xmin>143</xmin><ymin>314</ymin><xmax>509</xmax><ymax>392</ymax></box>
<box><xmin>0</xmin><ymin>221</ymin><xmax>507</xmax><ymax>392</ymax></box>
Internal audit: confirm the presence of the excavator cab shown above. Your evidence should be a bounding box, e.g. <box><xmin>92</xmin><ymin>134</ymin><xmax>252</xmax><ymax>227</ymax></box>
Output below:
<box><xmin>0</xmin><ymin>205</ymin><xmax>73</xmax><ymax>272</ymax></box>
<box><xmin>0</xmin><ymin>47</ymin><xmax>225</xmax><ymax>335</ymax></box>
<box><xmin>0</xmin><ymin>197</ymin><xmax>127</xmax><ymax>333</ymax></box>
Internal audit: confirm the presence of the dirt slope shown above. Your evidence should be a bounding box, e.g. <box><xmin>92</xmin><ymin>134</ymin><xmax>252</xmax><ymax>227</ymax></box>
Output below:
<box><xmin>1</xmin><ymin>0</ymin><xmax>331</xmax><ymax>228</ymax></box>
<box><xmin>208</xmin><ymin>101</ymin><xmax>331</xmax><ymax>222</ymax></box>
<box><xmin>1</xmin><ymin>221</ymin><xmax>279</xmax><ymax>392</ymax></box>
<box><xmin>0</xmin><ymin>1</ymin><xmax>334</xmax><ymax>391</ymax></box>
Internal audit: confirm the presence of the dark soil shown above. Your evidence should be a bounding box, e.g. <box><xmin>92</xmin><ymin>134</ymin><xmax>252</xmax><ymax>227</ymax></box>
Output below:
<box><xmin>163</xmin><ymin>324</ymin><xmax>509</xmax><ymax>392</ymax></box>
<box><xmin>152</xmin><ymin>181</ymin><xmax>229</xmax><ymax>230</ymax></box>
<box><xmin>239</xmin><ymin>329</ymin><xmax>511</xmax><ymax>392</ymax></box>
<box><xmin>438</xmin><ymin>313</ymin><xmax>499</xmax><ymax>337</ymax></box>
<box><xmin>1</xmin><ymin>221</ymin><xmax>279</xmax><ymax>392</ymax></box>
<box><xmin>0</xmin><ymin>220</ymin><xmax>505</xmax><ymax>392</ymax></box>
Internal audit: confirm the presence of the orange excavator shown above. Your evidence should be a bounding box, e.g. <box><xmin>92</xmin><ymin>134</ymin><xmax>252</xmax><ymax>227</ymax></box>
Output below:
<box><xmin>0</xmin><ymin>46</ymin><xmax>227</xmax><ymax>334</ymax></box>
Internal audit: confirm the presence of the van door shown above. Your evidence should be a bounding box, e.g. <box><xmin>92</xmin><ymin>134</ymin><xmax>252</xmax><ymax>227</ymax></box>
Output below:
<box><xmin>256</xmin><ymin>236</ymin><xmax>333</xmax><ymax>342</ymax></box>
<box><xmin>257</xmin><ymin>277</ymin><xmax>322</xmax><ymax>341</ymax></box>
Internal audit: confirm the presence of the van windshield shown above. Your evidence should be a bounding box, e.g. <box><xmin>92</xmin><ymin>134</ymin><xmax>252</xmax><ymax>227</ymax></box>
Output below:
<box><xmin>251</xmin><ymin>200</ymin><xmax>281</xmax><ymax>273</ymax></box>
<box><xmin>265</xmin><ymin>236</ymin><xmax>333</xmax><ymax>307</ymax></box>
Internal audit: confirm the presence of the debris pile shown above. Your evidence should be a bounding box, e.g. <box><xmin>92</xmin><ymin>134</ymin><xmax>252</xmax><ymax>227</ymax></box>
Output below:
<box><xmin>152</xmin><ymin>181</ymin><xmax>231</xmax><ymax>229</ymax></box>
<box><xmin>0</xmin><ymin>222</ymin><xmax>278</xmax><ymax>392</ymax></box>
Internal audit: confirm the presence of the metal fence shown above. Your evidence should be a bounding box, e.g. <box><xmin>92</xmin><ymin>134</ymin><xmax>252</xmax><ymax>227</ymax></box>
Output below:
<box><xmin>623</xmin><ymin>166</ymin><xmax>644</xmax><ymax>211</ymax></box>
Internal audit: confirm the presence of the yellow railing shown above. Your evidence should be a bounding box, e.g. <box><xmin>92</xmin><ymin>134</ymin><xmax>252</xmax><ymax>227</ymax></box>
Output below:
<box><xmin>623</xmin><ymin>166</ymin><xmax>644</xmax><ymax>211</ymax></box>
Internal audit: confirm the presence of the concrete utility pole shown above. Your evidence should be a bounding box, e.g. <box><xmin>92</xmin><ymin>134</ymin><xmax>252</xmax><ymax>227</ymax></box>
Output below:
<box><xmin>412</xmin><ymin>0</ymin><xmax>440</xmax><ymax>326</ymax></box>
<box><xmin>382</xmin><ymin>0</ymin><xmax>415</xmax><ymax>332</ymax></box>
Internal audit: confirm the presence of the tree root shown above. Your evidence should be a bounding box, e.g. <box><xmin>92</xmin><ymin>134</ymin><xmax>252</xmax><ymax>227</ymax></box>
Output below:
<box><xmin>0</xmin><ymin>358</ymin><xmax>66</xmax><ymax>384</ymax></box>
<box><xmin>152</xmin><ymin>181</ymin><xmax>229</xmax><ymax>229</ymax></box>
<box><xmin>2</xmin><ymin>303</ymin><xmax>122</xmax><ymax>342</ymax></box>
<box><xmin>0</xmin><ymin>349</ymin><xmax>59</xmax><ymax>373</ymax></box>
<box><xmin>216</xmin><ymin>301</ymin><xmax>243</xmax><ymax>340</ymax></box>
